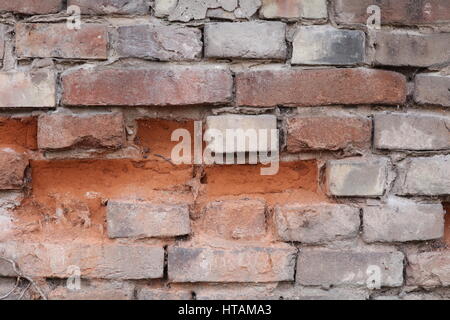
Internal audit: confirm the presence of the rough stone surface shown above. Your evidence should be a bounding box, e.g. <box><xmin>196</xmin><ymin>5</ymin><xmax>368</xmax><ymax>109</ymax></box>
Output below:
<box><xmin>138</xmin><ymin>288</ymin><xmax>192</xmax><ymax>300</ymax></box>
<box><xmin>16</xmin><ymin>23</ymin><xmax>108</xmax><ymax>60</ymax></box>
<box><xmin>0</xmin><ymin>24</ymin><xmax>6</xmax><ymax>60</ymax></box>
<box><xmin>374</xmin><ymin>113</ymin><xmax>450</xmax><ymax>151</ymax></box>
<box><xmin>0</xmin><ymin>0</ymin><xmax>63</xmax><ymax>14</ymax></box>
<box><xmin>292</xmin><ymin>26</ymin><xmax>365</xmax><ymax>65</ymax></box>
<box><xmin>236</xmin><ymin>68</ymin><xmax>407</xmax><ymax>107</ymax></box>
<box><xmin>168</xmin><ymin>244</ymin><xmax>297</xmax><ymax>283</ymax></box>
<box><xmin>297</xmin><ymin>249</ymin><xmax>404</xmax><ymax>287</ymax></box>
<box><xmin>0</xmin><ymin>148</ymin><xmax>29</xmax><ymax>190</ymax></box>
<box><xmin>363</xmin><ymin>198</ymin><xmax>444</xmax><ymax>243</ymax></box>
<box><xmin>396</xmin><ymin>155</ymin><xmax>450</xmax><ymax>196</ymax></box>
<box><xmin>62</xmin><ymin>66</ymin><xmax>232</xmax><ymax>106</ymax></box>
<box><xmin>48</xmin><ymin>281</ymin><xmax>134</xmax><ymax>300</ymax></box>
<box><xmin>260</xmin><ymin>0</ymin><xmax>327</xmax><ymax>20</ymax></box>
<box><xmin>201</xmin><ymin>199</ymin><xmax>266</xmax><ymax>240</ymax></box>
<box><xmin>205</xmin><ymin>21</ymin><xmax>287</xmax><ymax>59</ymax></box>
<box><xmin>37</xmin><ymin>113</ymin><xmax>126</xmax><ymax>150</ymax></box>
<box><xmin>414</xmin><ymin>74</ymin><xmax>450</xmax><ymax>107</ymax></box>
<box><xmin>107</xmin><ymin>200</ymin><xmax>191</xmax><ymax>239</ymax></box>
<box><xmin>407</xmin><ymin>251</ymin><xmax>450</xmax><ymax>287</ymax></box>
<box><xmin>372</xmin><ymin>31</ymin><xmax>450</xmax><ymax>67</ymax></box>
<box><xmin>274</xmin><ymin>204</ymin><xmax>360</xmax><ymax>243</ymax></box>
<box><xmin>286</xmin><ymin>115</ymin><xmax>371</xmax><ymax>152</ymax></box>
<box><xmin>0</xmin><ymin>71</ymin><xmax>56</xmax><ymax>108</ymax></box>
<box><xmin>68</xmin><ymin>0</ymin><xmax>149</xmax><ymax>14</ymax></box>
<box><xmin>326</xmin><ymin>158</ymin><xmax>388</xmax><ymax>197</ymax></box>
<box><xmin>115</xmin><ymin>24</ymin><xmax>202</xmax><ymax>61</ymax></box>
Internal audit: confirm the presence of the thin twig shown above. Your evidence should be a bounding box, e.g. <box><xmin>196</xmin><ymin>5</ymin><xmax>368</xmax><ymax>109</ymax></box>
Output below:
<box><xmin>0</xmin><ymin>277</ymin><xmax>19</xmax><ymax>300</ymax></box>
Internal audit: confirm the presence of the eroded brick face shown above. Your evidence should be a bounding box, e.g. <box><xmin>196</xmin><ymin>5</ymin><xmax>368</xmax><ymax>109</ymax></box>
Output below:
<box><xmin>0</xmin><ymin>0</ymin><xmax>449</xmax><ymax>302</ymax></box>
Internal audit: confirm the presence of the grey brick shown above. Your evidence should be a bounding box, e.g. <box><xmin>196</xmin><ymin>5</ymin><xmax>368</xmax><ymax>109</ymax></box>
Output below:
<box><xmin>68</xmin><ymin>0</ymin><xmax>149</xmax><ymax>15</ymax></box>
<box><xmin>260</xmin><ymin>0</ymin><xmax>327</xmax><ymax>20</ymax></box>
<box><xmin>407</xmin><ymin>251</ymin><xmax>450</xmax><ymax>287</ymax></box>
<box><xmin>414</xmin><ymin>73</ymin><xmax>450</xmax><ymax>107</ymax></box>
<box><xmin>48</xmin><ymin>281</ymin><xmax>134</xmax><ymax>300</ymax></box>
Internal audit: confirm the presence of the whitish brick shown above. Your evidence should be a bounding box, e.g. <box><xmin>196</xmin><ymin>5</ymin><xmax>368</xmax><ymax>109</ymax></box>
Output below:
<box><xmin>205</xmin><ymin>115</ymin><xmax>278</xmax><ymax>154</ymax></box>
<box><xmin>292</xmin><ymin>26</ymin><xmax>365</xmax><ymax>65</ymax></box>
<box><xmin>0</xmin><ymin>242</ymin><xmax>164</xmax><ymax>280</ymax></box>
<box><xmin>205</xmin><ymin>21</ymin><xmax>287</xmax><ymax>59</ymax></box>
<box><xmin>107</xmin><ymin>200</ymin><xmax>191</xmax><ymax>239</ymax></box>
<box><xmin>281</xmin><ymin>287</ymin><xmax>369</xmax><ymax>300</ymax></box>
<box><xmin>297</xmin><ymin>249</ymin><xmax>404</xmax><ymax>287</ymax></box>
<box><xmin>0</xmin><ymin>24</ymin><xmax>6</xmax><ymax>60</ymax></box>
<box><xmin>138</xmin><ymin>288</ymin><xmax>192</xmax><ymax>300</ymax></box>
<box><xmin>68</xmin><ymin>0</ymin><xmax>149</xmax><ymax>15</ymax></box>
<box><xmin>260</xmin><ymin>0</ymin><xmax>327</xmax><ymax>19</ymax></box>
<box><xmin>194</xmin><ymin>284</ymin><xmax>279</xmax><ymax>300</ymax></box>
<box><xmin>154</xmin><ymin>0</ymin><xmax>178</xmax><ymax>17</ymax></box>
<box><xmin>396</xmin><ymin>155</ymin><xmax>450</xmax><ymax>196</ymax></box>
<box><xmin>372</xmin><ymin>31</ymin><xmax>450</xmax><ymax>67</ymax></box>
<box><xmin>115</xmin><ymin>25</ymin><xmax>202</xmax><ymax>61</ymax></box>
<box><xmin>274</xmin><ymin>204</ymin><xmax>360</xmax><ymax>243</ymax></box>
<box><xmin>48</xmin><ymin>281</ymin><xmax>134</xmax><ymax>300</ymax></box>
<box><xmin>374</xmin><ymin>113</ymin><xmax>450</xmax><ymax>151</ymax></box>
<box><xmin>363</xmin><ymin>198</ymin><xmax>444</xmax><ymax>243</ymax></box>
<box><xmin>414</xmin><ymin>74</ymin><xmax>450</xmax><ymax>107</ymax></box>
<box><xmin>0</xmin><ymin>72</ymin><xmax>55</xmax><ymax>108</ymax></box>
<box><xmin>326</xmin><ymin>158</ymin><xmax>388</xmax><ymax>197</ymax></box>
<box><xmin>407</xmin><ymin>251</ymin><xmax>450</xmax><ymax>287</ymax></box>
<box><xmin>168</xmin><ymin>244</ymin><xmax>297</xmax><ymax>283</ymax></box>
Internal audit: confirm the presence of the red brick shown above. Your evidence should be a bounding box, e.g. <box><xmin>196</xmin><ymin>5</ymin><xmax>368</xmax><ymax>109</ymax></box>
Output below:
<box><xmin>286</xmin><ymin>115</ymin><xmax>372</xmax><ymax>152</ymax></box>
<box><xmin>62</xmin><ymin>66</ymin><xmax>233</xmax><ymax>107</ymax></box>
<box><xmin>16</xmin><ymin>23</ymin><xmax>108</xmax><ymax>60</ymax></box>
<box><xmin>333</xmin><ymin>0</ymin><xmax>450</xmax><ymax>25</ymax></box>
<box><xmin>0</xmin><ymin>148</ymin><xmax>29</xmax><ymax>190</ymax></box>
<box><xmin>236</xmin><ymin>68</ymin><xmax>406</xmax><ymax>107</ymax></box>
<box><xmin>37</xmin><ymin>113</ymin><xmax>125</xmax><ymax>150</ymax></box>
<box><xmin>0</xmin><ymin>0</ymin><xmax>63</xmax><ymax>14</ymax></box>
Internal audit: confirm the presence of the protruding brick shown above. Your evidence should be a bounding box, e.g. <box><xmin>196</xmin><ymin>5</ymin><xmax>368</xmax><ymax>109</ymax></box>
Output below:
<box><xmin>205</xmin><ymin>115</ymin><xmax>278</xmax><ymax>154</ymax></box>
<box><xmin>0</xmin><ymin>148</ymin><xmax>29</xmax><ymax>190</ymax></box>
<box><xmin>326</xmin><ymin>158</ymin><xmax>388</xmax><ymax>197</ymax></box>
<box><xmin>292</xmin><ymin>26</ymin><xmax>365</xmax><ymax>65</ymax></box>
<box><xmin>201</xmin><ymin>199</ymin><xmax>266</xmax><ymax>240</ymax></box>
<box><xmin>0</xmin><ymin>0</ymin><xmax>63</xmax><ymax>15</ymax></box>
<box><xmin>115</xmin><ymin>25</ymin><xmax>202</xmax><ymax>61</ymax></box>
<box><xmin>286</xmin><ymin>115</ymin><xmax>372</xmax><ymax>152</ymax></box>
<box><xmin>107</xmin><ymin>200</ymin><xmax>191</xmax><ymax>239</ymax></box>
<box><xmin>0</xmin><ymin>242</ymin><xmax>164</xmax><ymax>280</ymax></box>
<box><xmin>363</xmin><ymin>198</ymin><xmax>444</xmax><ymax>243</ymax></box>
<box><xmin>205</xmin><ymin>21</ymin><xmax>287</xmax><ymax>60</ymax></box>
<box><xmin>372</xmin><ymin>31</ymin><xmax>450</xmax><ymax>67</ymax></box>
<box><xmin>0</xmin><ymin>72</ymin><xmax>56</xmax><ymax>108</ymax></box>
<box><xmin>396</xmin><ymin>155</ymin><xmax>450</xmax><ymax>196</ymax></box>
<box><xmin>168</xmin><ymin>244</ymin><xmax>297</xmax><ymax>283</ymax></box>
<box><xmin>333</xmin><ymin>0</ymin><xmax>450</xmax><ymax>25</ymax></box>
<box><xmin>274</xmin><ymin>204</ymin><xmax>360</xmax><ymax>243</ymax></box>
<box><xmin>414</xmin><ymin>74</ymin><xmax>450</xmax><ymax>107</ymax></box>
<box><xmin>68</xmin><ymin>0</ymin><xmax>149</xmax><ymax>14</ymax></box>
<box><xmin>297</xmin><ymin>249</ymin><xmax>404</xmax><ymax>287</ymax></box>
<box><xmin>48</xmin><ymin>281</ymin><xmax>134</xmax><ymax>300</ymax></box>
<box><xmin>236</xmin><ymin>68</ymin><xmax>406</xmax><ymax>107</ymax></box>
<box><xmin>16</xmin><ymin>23</ymin><xmax>108</xmax><ymax>60</ymax></box>
<box><xmin>260</xmin><ymin>0</ymin><xmax>327</xmax><ymax>20</ymax></box>
<box><xmin>38</xmin><ymin>113</ymin><xmax>125</xmax><ymax>150</ymax></box>
<box><xmin>374</xmin><ymin>113</ymin><xmax>450</xmax><ymax>151</ymax></box>
<box><xmin>62</xmin><ymin>66</ymin><xmax>232</xmax><ymax>107</ymax></box>
<box><xmin>407</xmin><ymin>251</ymin><xmax>450</xmax><ymax>287</ymax></box>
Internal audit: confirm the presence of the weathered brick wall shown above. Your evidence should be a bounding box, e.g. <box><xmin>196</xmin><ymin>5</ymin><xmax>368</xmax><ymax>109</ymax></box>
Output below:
<box><xmin>0</xmin><ymin>0</ymin><xmax>449</xmax><ymax>300</ymax></box>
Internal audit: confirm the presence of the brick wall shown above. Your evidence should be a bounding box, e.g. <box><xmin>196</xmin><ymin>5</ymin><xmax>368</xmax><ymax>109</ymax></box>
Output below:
<box><xmin>0</xmin><ymin>0</ymin><xmax>449</xmax><ymax>300</ymax></box>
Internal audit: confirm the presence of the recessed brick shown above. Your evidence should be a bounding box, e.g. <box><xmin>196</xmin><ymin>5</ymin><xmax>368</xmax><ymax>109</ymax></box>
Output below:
<box><xmin>16</xmin><ymin>23</ymin><xmax>108</xmax><ymax>60</ymax></box>
<box><xmin>333</xmin><ymin>0</ymin><xmax>450</xmax><ymax>25</ymax></box>
<box><xmin>0</xmin><ymin>148</ymin><xmax>29</xmax><ymax>190</ymax></box>
<box><xmin>374</xmin><ymin>113</ymin><xmax>450</xmax><ymax>151</ymax></box>
<box><xmin>0</xmin><ymin>71</ymin><xmax>56</xmax><ymax>108</ymax></box>
<box><xmin>274</xmin><ymin>204</ymin><xmax>360</xmax><ymax>243</ymax></box>
<box><xmin>363</xmin><ymin>199</ymin><xmax>444</xmax><ymax>243</ymax></box>
<box><xmin>115</xmin><ymin>24</ymin><xmax>202</xmax><ymax>61</ymax></box>
<box><xmin>205</xmin><ymin>21</ymin><xmax>287</xmax><ymax>60</ymax></box>
<box><xmin>286</xmin><ymin>115</ymin><xmax>372</xmax><ymax>152</ymax></box>
<box><xmin>372</xmin><ymin>30</ymin><xmax>450</xmax><ymax>67</ymax></box>
<box><xmin>200</xmin><ymin>199</ymin><xmax>266</xmax><ymax>240</ymax></box>
<box><xmin>292</xmin><ymin>26</ymin><xmax>365</xmax><ymax>65</ymax></box>
<box><xmin>38</xmin><ymin>113</ymin><xmax>125</xmax><ymax>151</ymax></box>
<box><xmin>68</xmin><ymin>0</ymin><xmax>149</xmax><ymax>14</ymax></box>
<box><xmin>62</xmin><ymin>66</ymin><xmax>232</xmax><ymax>107</ymax></box>
<box><xmin>414</xmin><ymin>74</ymin><xmax>450</xmax><ymax>107</ymax></box>
<box><xmin>0</xmin><ymin>0</ymin><xmax>63</xmax><ymax>15</ymax></box>
<box><xmin>236</xmin><ymin>68</ymin><xmax>406</xmax><ymax>107</ymax></box>
<box><xmin>107</xmin><ymin>200</ymin><xmax>191</xmax><ymax>239</ymax></box>
<box><xmin>260</xmin><ymin>0</ymin><xmax>327</xmax><ymax>20</ymax></box>
<box><xmin>407</xmin><ymin>251</ymin><xmax>450</xmax><ymax>287</ymax></box>
<box><xmin>297</xmin><ymin>249</ymin><xmax>404</xmax><ymax>287</ymax></box>
<box><xmin>168</xmin><ymin>244</ymin><xmax>297</xmax><ymax>283</ymax></box>
<box><xmin>326</xmin><ymin>158</ymin><xmax>388</xmax><ymax>197</ymax></box>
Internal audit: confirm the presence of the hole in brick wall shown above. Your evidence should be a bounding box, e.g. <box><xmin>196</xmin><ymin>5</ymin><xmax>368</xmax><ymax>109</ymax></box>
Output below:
<box><xmin>444</xmin><ymin>203</ymin><xmax>450</xmax><ymax>247</ymax></box>
<box><xmin>0</xmin><ymin>117</ymin><xmax>37</xmax><ymax>150</ymax></box>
